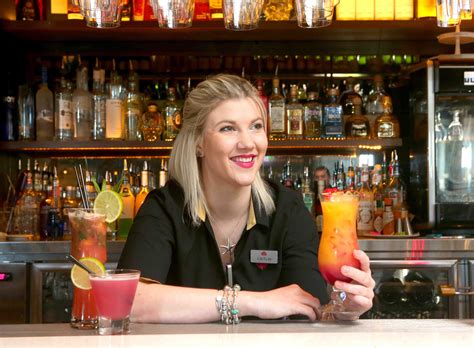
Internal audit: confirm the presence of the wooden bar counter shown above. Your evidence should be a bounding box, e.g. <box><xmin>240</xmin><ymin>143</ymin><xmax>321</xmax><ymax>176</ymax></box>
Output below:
<box><xmin>1</xmin><ymin>320</ymin><xmax>473</xmax><ymax>347</ymax></box>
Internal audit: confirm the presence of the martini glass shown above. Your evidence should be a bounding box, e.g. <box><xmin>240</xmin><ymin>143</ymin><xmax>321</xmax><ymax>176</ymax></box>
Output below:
<box><xmin>318</xmin><ymin>190</ymin><xmax>361</xmax><ymax>320</ymax></box>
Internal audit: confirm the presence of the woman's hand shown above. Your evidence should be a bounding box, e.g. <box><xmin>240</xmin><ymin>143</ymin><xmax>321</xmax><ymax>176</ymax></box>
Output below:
<box><xmin>241</xmin><ymin>284</ymin><xmax>321</xmax><ymax>321</ymax></box>
<box><xmin>333</xmin><ymin>249</ymin><xmax>375</xmax><ymax>316</ymax></box>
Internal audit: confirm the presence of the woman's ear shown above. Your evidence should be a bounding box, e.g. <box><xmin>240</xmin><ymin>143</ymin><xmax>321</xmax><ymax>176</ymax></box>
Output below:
<box><xmin>196</xmin><ymin>145</ymin><xmax>203</xmax><ymax>157</ymax></box>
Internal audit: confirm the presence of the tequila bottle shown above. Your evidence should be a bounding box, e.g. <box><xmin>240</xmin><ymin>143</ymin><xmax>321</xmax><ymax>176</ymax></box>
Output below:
<box><xmin>322</xmin><ymin>88</ymin><xmax>343</xmax><ymax>138</ymax></box>
<box><xmin>35</xmin><ymin>66</ymin><xmax>54</xmax><ymax>141</ymax></box>
<box><xmin>141</xmin><ymin>102</ymin><xmax>164</xmax><ymax>141</ymax></box>
<box><xmin>72</xmin><ymin>61</ymin><xmax>93</xmax><ymax>140</ymax></box>
<box><xmin>339</xmin><ymin>77</ymin><xmax>363</xmax><ymax>116</ymax></box>
<box><xmin>268</xmin><ymin>76</ymin><xmax>286</xmax><ymax>140</ymax></box>
<box><xmin>303</xmin><ymin>91</ymin><xmax>322</xmax><ymax>139</ymax></box>
<box><xmin>286</xmin><ymin>85</ymin><xmax>304</xmax><ymax>140</ymax></box>
<box><xmin>366</xmin><ymin>74</ymin><xmax>387</xmax><ymax>116</ymax></box>
<box><xmin>344</xmin><ymin>97</ymin><xmax>370</xmax><ymax>138</ymax></box>
<box><xmin>374</xmin><ymin>96</ymin><xmax>400</xmax><ymax>138</ymax></box>
<box><xmin>357</xmin><ymin>164</ymin><xmax>374</xmax><ymax>236</ymax></box>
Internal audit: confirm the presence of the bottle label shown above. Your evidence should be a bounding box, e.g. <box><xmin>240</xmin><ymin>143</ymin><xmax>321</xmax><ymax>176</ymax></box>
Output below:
<box><xmin>351</xmin><ymin>123</ymin><xmax>368</xmax><ymax>137</ymax></box>
<box><xmin>303</xmin><ymin>193</ymin><xmax>314</xmax><ymax>213</ymax></box>
<box><xmin>288</xmin><ymin>110</ymin><xmax>303</xmax><ymax>135</ymax></box>
<box><xmin>269</xmin><ymin>105</ymin><xmax>285</xmax><ymax>132</ymax></box>
<box><xmin>373</xmin><ymin>214</ymin><xmax>384</xmax><ymax>233</ymax></box>
<box><xmin>58</xmin><ymin>99</ymin><xmax>73</xmax><ymax>131</ymax></box>
<box><xmin>106</xmin><ymin>99</ymin><xmax>124</xmax><ymax>138</ymax></box>
<box><xmin>378</xmin><ymin>122</ymin><xmax>394</xmax><ymax>137</ymax></box>
<box><xmin>323</xmin><ymin>106</ymin><xmax>343</xmax><ymax>136</ymax></box>
<box><xmin>37</xmin><ymin>109</ymin><xmax>54</xmax><ymax>123</ymax></box>
<box><xmin>357</xmin><ymin>200</ymin><xmax>374</xmax><ymax>231</ymax></box>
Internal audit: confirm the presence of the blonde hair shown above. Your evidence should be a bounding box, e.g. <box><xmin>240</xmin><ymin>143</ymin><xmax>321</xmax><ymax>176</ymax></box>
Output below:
<box><xmin>169</xmin><ymin>74</ymin><xmax>275</xmax><ymax>225</ymax></box>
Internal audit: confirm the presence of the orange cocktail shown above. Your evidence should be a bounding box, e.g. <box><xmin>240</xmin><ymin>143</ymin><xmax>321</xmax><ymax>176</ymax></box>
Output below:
<box><xmin>68</xmin><ymin>208</ymin><xmax>107</xmax><ymax>329</ymax></box>
<box><xmin>318</xmin><ymin>191</ymin><xmax>361</xmax><ymax>285</ymax></box>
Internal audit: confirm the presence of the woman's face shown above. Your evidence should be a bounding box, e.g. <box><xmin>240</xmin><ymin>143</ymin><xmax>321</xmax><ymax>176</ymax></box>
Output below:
<box><xmin>199</xmin><ymin>97</ymin><xmax>267</xmax><ymax>191</ymax></box>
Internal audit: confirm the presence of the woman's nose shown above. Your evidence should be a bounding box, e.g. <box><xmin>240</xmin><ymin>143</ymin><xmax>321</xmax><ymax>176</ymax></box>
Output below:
<box><xmin>237</xmin><ymin>130</ymin><xmax>254</xmax><ymax>149</ymax></box>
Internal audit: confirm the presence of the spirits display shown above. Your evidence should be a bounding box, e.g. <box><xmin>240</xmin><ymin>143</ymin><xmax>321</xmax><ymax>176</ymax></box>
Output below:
<box><xmin>105</xmin><ymin>62</ymin><xmax>125</xmax><ymax>140</ymax></box>
<box><xmin>366</xmin><ymin>74</ymin><xmax>388</xmax><ymax>116</ymax></box>
<box><xmin>141</xmin><ymin>102</ymin><xmax>164</xmax><ymax>141</ymax></box>
<box><xmin>163</xmin><ymin>87</ymin><xmax>181</xmax><ymax>141</ymax></box>
<box><xmin>374</xmin><ymin>96</ymin><xmax>400</xmax><ymax>138</ymax></box>
<box><xmin>344</xmin><ymin>97</ymin><xmax>370</xmax><ymax>138</ymax></box>
<box><xmin>118</xmin><ymin>160</ymin><xmax>135</xmax><ymax>240</ymax></box>
<box><xmin>303</xmin><ymin>91</ymin><xmax>322</xmax><ymax>139</ymax></box>
<box><xmin>286</xmin><ymin>85</ymin><xmax>304</xmax><ymax>140</ymax></box>
<box><xmin>124</xmin><ymin>72</ymin><xmax>143</xmax><ymax>141</ymax></box>
<box><xmin>339</xmin><ymin>77</ymin><xmax>363</xmax><ymax>116</ymax></box>
<box><xmin>72</xmin><ymin>62</ymin><xmax>92</xmax><ymax>140</ymax></box>
<box><xmin>18</xmin><ymin>84</ymin><xmax>35</xmax><ymax>140</ymax></box>
<box><xmin>322</xmin><ymin>88</ymin><xmax>343</xmax><ymax>138</ymax></box>
<box><xmin>35</xmin><ymin>66</ymin><xmax>54</xmax><ymax>141</ymax></box>
<box><xmin>357</xmin><ymin>164</ymin><xmax>374</xmax><ymax>235</ymax></box>
<box><xmin>268</xmin><ymin>76</ymin><xmax>286</xmax><ymax>140</ymax></box>
<box><xmin>55</xmin><ymin>65</ymin><xmax>73</xmax><ymax>141</ymax></box>
<box><xmin>91</xmin><ymin>62</ymin><xmax>106</xmax><ymax>140</ymax></box>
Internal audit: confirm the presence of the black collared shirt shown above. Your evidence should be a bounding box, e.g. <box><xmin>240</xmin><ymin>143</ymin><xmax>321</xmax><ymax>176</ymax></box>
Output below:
<box><xmin>118</xmin><ymin>180</ymin><xmax>329</xmax><ymax>304</ymax></box>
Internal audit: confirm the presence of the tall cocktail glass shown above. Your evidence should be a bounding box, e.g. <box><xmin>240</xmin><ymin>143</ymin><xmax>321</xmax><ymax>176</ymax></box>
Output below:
<box><xmin>318</xmin><ymin>190</ymin><xmax>361</xmax><ymax>317</ymax></box>
<box><xmin>68</xmin><ymin>208</ymin><xmax>107</xmax><ymax>329</ymax></box>
<box><xmin>89</xmin><ymin>269</ymin><xmax>140</xmax><ymax>335</ymax></box>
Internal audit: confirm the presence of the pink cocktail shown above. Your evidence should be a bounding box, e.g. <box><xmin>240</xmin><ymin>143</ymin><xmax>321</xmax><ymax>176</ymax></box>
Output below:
<box><xmin>89</xmin><ymin>269</ymin><xmax>140</xmax><ymax>335</ymax></box>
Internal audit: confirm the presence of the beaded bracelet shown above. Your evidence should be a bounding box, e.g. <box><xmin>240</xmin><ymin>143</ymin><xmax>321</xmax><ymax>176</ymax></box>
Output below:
<box><xmin>216</xmin><ymin>284</ymin><xmax>241</xmax><ymax>325</ymax></box>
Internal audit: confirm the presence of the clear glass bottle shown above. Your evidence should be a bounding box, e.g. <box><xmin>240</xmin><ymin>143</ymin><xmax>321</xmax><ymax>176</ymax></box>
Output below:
<box><xmin>91</xmin><ymin>61</ymin><xmax>106</xmax><ymax>140</ymax></box>
<box><xmin>301</xmin><ymin>166</ymin><xmax>314</xmax><ymax>215</ymax></box>
<box><xmin>372</xmin><ymin>164</ymin><xmax>385</xmax><ymax>234</ymax></box>
<box><xmin>434</xmin><ymin>112</ymin><xmax>447</xmax><ymax>143</ymax></box>
<box><xmin>18</xmin><ymin>84</ymin><xmax>35</xmax><ymax>140</ymax></box>
<box><xmin>447</xmin><ymin>111</ymin><xmax>463</xmax><ymax>141</ymax></box>
<box><xmin>339</xmin><ymin>77</ymin><xmax>363</xmax><ymax>116</ymax></box>
<box><xmin>366</xmin><ymin>74</ymin><xmax>387</xmax><ymax>116</ymax></box>
<box><xmin>357</xmin><ymin>164</ymin><xmax>374</xmax><ymax>236</ymax></box>
<box><xmin>1</xmin><ymin>73</ymin><xmax>18</xmax><ymax>141</ymax></box>
<box><xmin>55</xmin><ymin>73</ymin><xmax>73</xmax><ymax>141</ymax></box>
<box><xmin>374</xmin><ymin>96</ymin><xmax>400</xmax><ymax>138</ymax></box>
<box><xmin>322</xmin><ymin>88</ymin><xmax>343</xmax><ymax>138</ymax></box>
<box><xmin>158</xmin><ymin>159</ymin><xmax>168</xmax><ymax>188</ymax></box>
<box><xmin>35</xmin><ymin>66</ymin><xmax>54</xmax><ymax>141</ymax></box>
<box><xmin>72</xmin><ymin>62</ymin><xmax>92</xmax><ymax>140</ymax></box>
<box><xmin>387</xmin><ymin>150</ymin><xmax>407</xmax><ymax>217</ymax></box>
<box><xmin>134</xmin><ymin>161</ymin><xmax>151</xmax><ymax>216</ymax></box>
<box><xmin>286</xmin><ymin>85</ymin><xmax>304</xmax><ymax>140</ymax></box>
<box><xmin>141</xmin><ymin>102</ymin><xmax>164</xmax><ymax>141</ymax></box>
<box><xmin>345</xmin><ymin>97</ymin><xmax>370</xmax><ymax>138</ymax></box>
<box><xmin>163</xmin><ymin>87</ymin><xmax>181</xmax><ymax>141</ymax></box>
<box><xmin>303</xmin><ymin>91</ymin><xmax>322</xmax><ymax>139</ymax></box>
<box><xmin>124</xmin><ymin>68</ymin><xmax>143</xmax><ymax>141</ymax></box>
<box><xmin>105</xmin><ymin>61</ymin><xmax>125</xmax><ymax>140</ymax></box>
<box><xmin>268</xmin><ymin>76</ymin><xmax>286</xmax><ymax>140</ymax></box>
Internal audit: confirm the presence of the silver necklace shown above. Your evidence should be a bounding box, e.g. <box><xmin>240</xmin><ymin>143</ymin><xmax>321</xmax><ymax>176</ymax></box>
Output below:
<box><xmin>213</xmin><ymin>212</ymin><xmax>248</xmax><ymax>263</ymax></box>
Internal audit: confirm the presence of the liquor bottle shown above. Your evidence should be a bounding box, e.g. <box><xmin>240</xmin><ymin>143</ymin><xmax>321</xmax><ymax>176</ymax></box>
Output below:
<box><xmin>387</xmin><ymin>150</ymin><xmax>406</xmax><ymax>218</ymax></box>
<box><xmin>55</xmin><ymin>59</ymin><xmax>73</xmax><ymax>141</ymax></box>
<box><xmin>372</xmin><ymin>163</ymin><xmax>385</xmax><ymax>234</ymax></box>
<box><xmin>268</xmin><ymin>76</ymin><xmax>286</xmax><ymax>140</ymax></box>
<box><xmin>416</xmin><ymin>0</ymin><xmax>436</xmax><ymax>18</ymax></box>
<box><xmin>163</xmin><ymin>87</ymin><xmax>181</xmax><ymax>141</ymax></box>
<box><xmin>41</xmin><ymin>162</ymin><xmax>51</xmax><ymax>198</ymax></box>
<box><xmin>12</xmin><ymin>161</ymin><xmax>40</xmax><ymax>238</ymax></box>
<box><xmin>256</xmin><ymin>79</ymin><xmax>268</xmax><ymax>112</ymax></box>
<box><xmin>314</xmin><ymin>179</ymin><xmax>325</xmax><ymax>233</ymax></box>
<box><xmin>18</xmin><ymin>84</ymin><xmax>35</xmax><ymax>140</ymax></box>
<box><xmin>355</xmin><ymin>0</ymin><xmax>374</xmax><ymax>20</ymax></box>
<box><xmin>118</xmin><ymin>159</ymin><xmax>135</xmax><ymax>240</ymax></box>
<box><xmin>209</xmin><ymin>0</ymin><xmax>223</xmax><ymax>19</ymax></box>
<box><xmin>124</xmin><ymin>64</ymin><xmax>143</xmax><ymax>141</ymax></box>
<box><xmin>194</xmin><ymin>0</ymin><xmax>210</xmax><ymax>20</ymax></box>
<box><xmin>374</xmin><ymin>96</ymin><xmax>400</xmax><ymax>138</ymax></box>
<box><xmin>1</xmin><ymin>73</ymin><xmax>18</xmax><ymax>141</ymax></box>
<box><xmin>158</xmin><ymin>159</ymin><xmax>168</xmax><ymax>188</ymax></box>
<box><xmin>40</xmin><ymin>167</ymin><xmax>62</xmax><ymax>240</ymax></box>
<box><xmin>39</xmin><ymin>184</ymin><xmax>53</xmax><ymax>240</ymax></box>
<box><xmin>366</xmin><ymin>74</ymin><xmax>387</xmax><ymax>116</ymax></box>
<box><xmin>135</xmin><ymin>161</ymin><xmax>151</xmax><ymax>215</ymax></box>
<box><xmin>375</xmin><ymin>0</ymin><xmax>394</xmax><ymax>20</ymax></box>
<box><xmin>301</xmin><ymin>166</ymin><xmax>314</xmax><ymax>215</ymax></box>
<box><xmin>344</xmin><ymin>97</ymin><xmax>370</xmax><ymax>138</ymax></box>
<box><xmin>447</xmin><ymin>111</ymin><xmax>463</xmax><ymax>141</ymax></box>
<box><xmin>141</xmin><ymin>102</ymin><xmax>164</xmax><ymax>141</ymax></box>
<box><xmin>336</xmin><ymin>0</ymin><xmax>356</xmax><ymax>20</ymax></box>
<box><xmin>35</xmin><ymin>66</ymin><xmax>54</xmax><ymax>141</ymax></box>
<box><xmin>121</xmin><ymin>0</ymin><xmax>132</xmax><ymax>21</ymax></box>
<box><xmin>339</xmin><ymin>77</ymin><xmax>363</xmax><ymax>116</ymax></box>
<box><xmin>282</xmin><ymin>160</ymin><xmax>294</xmax><ymax>189</ymax></box>
<box><xmin>322</xmin><ymin>88</ymin><xmax>343</xmax><ymax>138</ymax></box>
<box><xmin>357</xmin><ymin>164</ymin><xmax>374</xmax><ymax>236</ymax></box>
<box><xmin>72</xmin><ymin>60</ymin><xmax>93</xmax><ymax>140</ymax></box>
<box><xmin>84</xmin><ymin>170</ymin><xmax>97</xmax><ymax>208</ymax></box>
<box><xmin>434</xmin><ymin>112</ymin><xmax>447</xmax><ymax>143</ymax></box>
<box><xmin>133</xmin><ymin>0</ymin><xmax>146</xmax><ymax>20</ymax></box>
<box><xmin>346</xmin><ymin>158</ymin><xmax>355</xmax><ymax>190</ymax></box>
<box><xmin>91</xmin><ymin>59</ymin><xmax>106</xmax><ymax>140</ymax></box>
<box><xmin>61</xmin><ymin>185</ymin><xmax>79</xmax><ymax>240</ymax></box>
<box><xmin>382</xmin><ymin>198</ymin><xmax>395</xmax><ymax>235</ymax></box>
<box><xmin>33</xmin><ymin>160</ymin><xmax>44</xmax><ymax>202</ymax></box>
<box><xmin>129</xmin><ymin>163</ymin><xmax>140</xmax><ymax>196</ymax></box>
<box><xmin>16</xmin><ymin>0</ymin><xmax>41</xmax><ymax>20</ymax></box>
<box><xmin>394</xmin><ymin>0</ymin><xmax>413</xmax><ymax>20</ymax></box>
<box><xmin>67</xmin><ymin>0</ymin><xmax>83</xmax><ymax>20</ymax></box>
<box><xmin>336</xmin><ymin>160</ymin><xmax>345</xmax><ymax>191</ymax></box>
<box><xmin>286</xmin><ymin>85</ymin><xmax>304</xmax><ymax>140</ymax></box>
<box><xmin>303</xmin><ymin>91</ymin><xmax>322</xmax><ymax>139</ymax></box>
<box><xmin>105</xmin><ymin>60</ymin><xmax>125</xmax><ymax>140</ymax></box>
<box><xmin>262</xmin><ymin>0</ymin><xmax>293</xmax><ymax>20</ymax></box>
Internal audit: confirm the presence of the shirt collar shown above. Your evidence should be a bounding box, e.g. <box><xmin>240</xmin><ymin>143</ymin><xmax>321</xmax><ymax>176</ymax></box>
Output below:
<box><xmin>198</xmin><ymin>197</ymin><xmax>258</xmax><ymax>230</ymax></box>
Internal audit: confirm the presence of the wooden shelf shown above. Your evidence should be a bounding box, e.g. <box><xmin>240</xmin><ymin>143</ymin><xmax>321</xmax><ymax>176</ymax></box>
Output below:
<box><xmin>2</xmin><ymin>19</ymin><xmax>471</xmax><ymax>55</ymax></box>
<box><xmin>0</xmin><ymin>138</ymin><xmax>402</xmax><ymax>157</ymax></box>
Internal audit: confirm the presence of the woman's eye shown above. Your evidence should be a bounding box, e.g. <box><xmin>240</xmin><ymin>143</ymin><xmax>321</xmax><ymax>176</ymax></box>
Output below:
<box><xmin>220</xmin><ymin>125</ymin><xmax>234</xmax><ymax>132</ymax></box>
<box><xmin>252</xmin><ymin>122</ymin><xmax>264</xmax><ymax>130</ymax></box>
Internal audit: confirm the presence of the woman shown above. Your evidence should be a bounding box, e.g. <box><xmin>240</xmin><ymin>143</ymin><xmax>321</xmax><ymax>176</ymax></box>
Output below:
<box><xmin>118</xmin><ymin>74</ymin><xmax>375</xmax><ymax>323</ymax></box>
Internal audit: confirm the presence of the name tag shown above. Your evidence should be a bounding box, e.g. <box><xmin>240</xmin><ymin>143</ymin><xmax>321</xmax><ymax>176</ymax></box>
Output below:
<box><xmin>250</xmin><ymin>250</ymin><xmax>278</xmax><ymax>264</ymax></box>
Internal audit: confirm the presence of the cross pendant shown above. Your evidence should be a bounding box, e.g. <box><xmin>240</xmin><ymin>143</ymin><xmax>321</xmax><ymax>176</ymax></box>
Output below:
<box><xmin>220</xmin><ymin>237</ymin><xmax>236</xmax><ymax>258</ymax></box>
